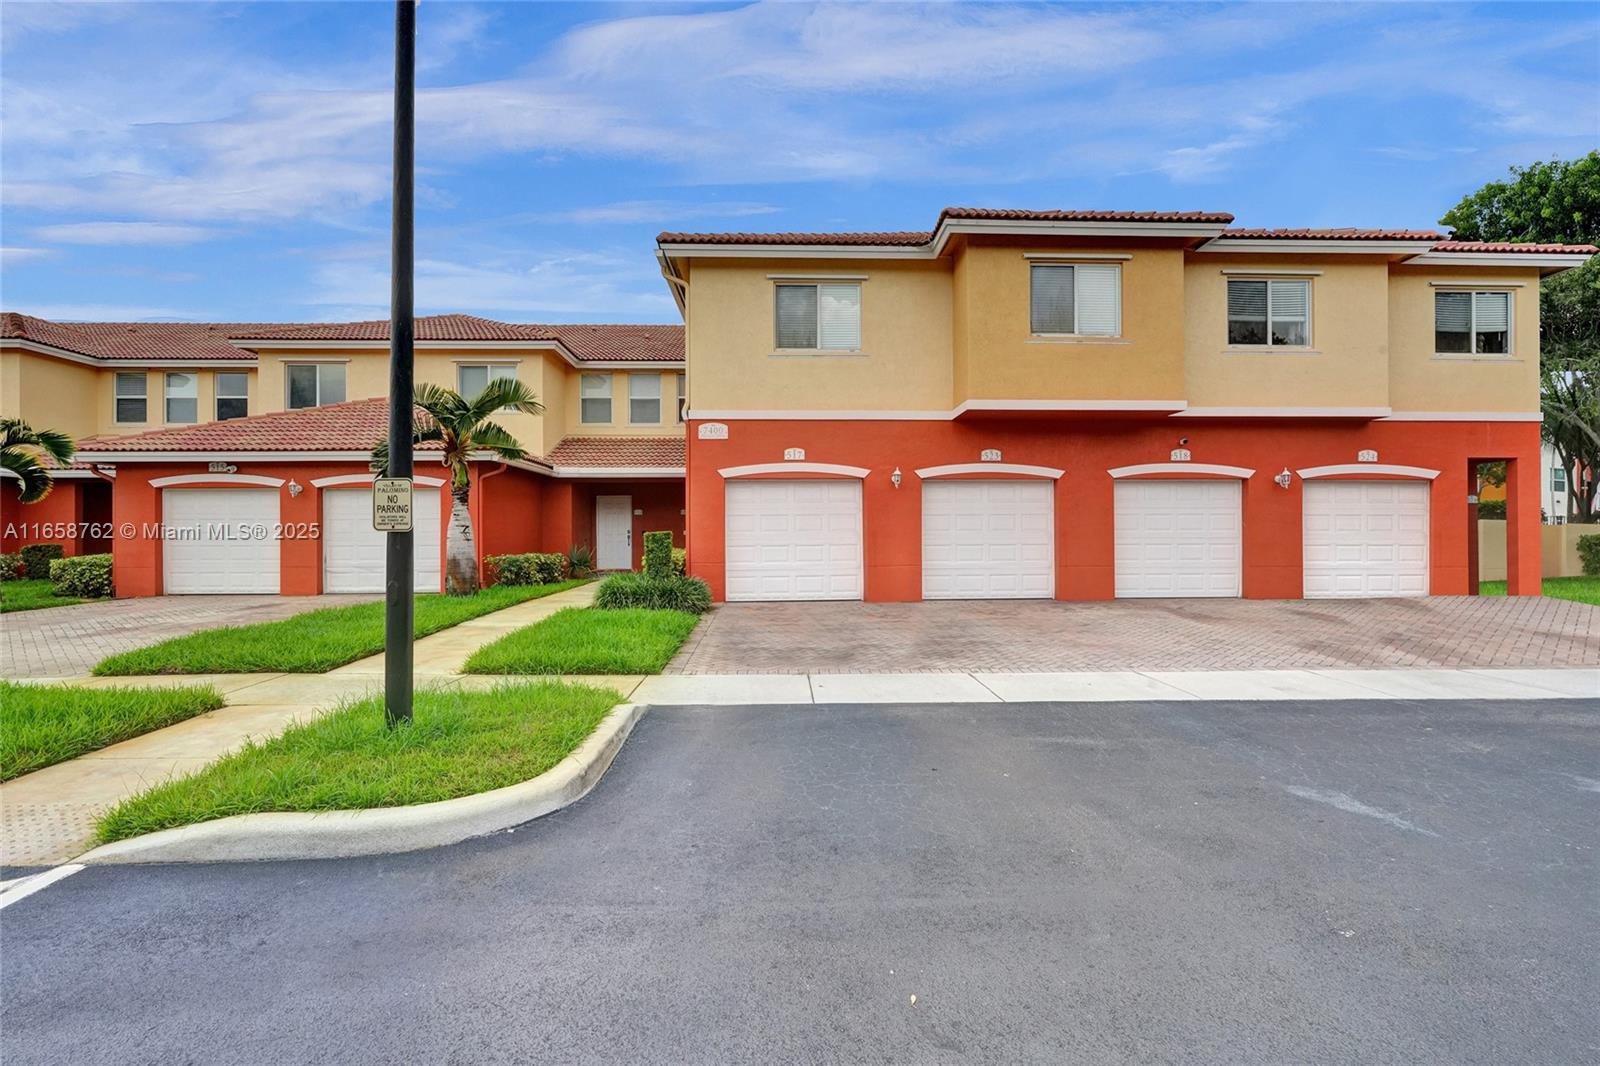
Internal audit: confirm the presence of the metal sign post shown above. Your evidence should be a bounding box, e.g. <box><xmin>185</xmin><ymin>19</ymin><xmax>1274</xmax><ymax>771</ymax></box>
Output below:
<box><xmin>384</xmin><ymin>0</ymin><xmax>416</xmax><ymax>727</ymax></box>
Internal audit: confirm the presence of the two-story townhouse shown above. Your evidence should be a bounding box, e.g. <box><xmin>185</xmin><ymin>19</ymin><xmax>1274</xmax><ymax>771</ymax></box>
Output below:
<box><xmin>656</xmin><ymin>208</ymin><xmax>1595</xmax><ymax>603</ymax></box>
<box><xmin>1</xmin><ymin>313</ymin><xmax>685</xmax><ymax>595</ymax></box>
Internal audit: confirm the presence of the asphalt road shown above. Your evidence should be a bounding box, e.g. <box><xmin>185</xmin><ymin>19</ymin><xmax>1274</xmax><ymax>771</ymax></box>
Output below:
<box><xmin>3</xmin><ymin>698</ymin><xmax>1597</xmax><ymax>1065</ymax></box>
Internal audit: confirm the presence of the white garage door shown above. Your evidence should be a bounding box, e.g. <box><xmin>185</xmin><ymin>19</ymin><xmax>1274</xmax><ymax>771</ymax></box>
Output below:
<box><xmin>923</xmin><ymin>480</ymin><xmax>1053</xmax><ymax>599</ymax></box>
<box><xmin>323</xmin><ymin>487</ymin><xmax>443</xmax><ymax>594</ymax></box>
<box><xmin>725</xmin><ymin>480</ymin><xmax>862</xmax><ymax>601</ymax></box>
<box><xmin>1114</xmin><ymin>480</ymin><xmax>1241</xmax><ymax>598</ymax></box>
<box><xmin>162</xmin><ymin>488</ymin><xmax>281</xmax><ymax>594</ymax></box>
<box><xmin>1303</xmin><ymin>481</ymin><xmax>1429</xmax><ymax>598</ymax></box>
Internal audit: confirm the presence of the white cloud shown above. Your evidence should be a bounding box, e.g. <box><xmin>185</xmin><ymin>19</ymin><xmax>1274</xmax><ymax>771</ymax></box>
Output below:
<box><xmin>0</xmin><ymin>246</ymin><xmax>56</xmax><ymax>264</ymax></box>
<box><xmin>20</xmin><ymin>303</ymin><xmax>209</xmax><ymax>322</ymax></box>
<box><xmin>546</xmin><ymin>200</ymin><xmax>782</xmax><ymax>225</ymax></box>
<box><xmin>31</xmin><ymin>221</ymin><xmax>223</xmax><ymax>245</ymax></box>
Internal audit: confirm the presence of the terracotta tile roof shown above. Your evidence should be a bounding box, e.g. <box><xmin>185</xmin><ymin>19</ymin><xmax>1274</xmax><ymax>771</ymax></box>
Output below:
<box><xmin>542</xmin><ymin>324</ymin><xmax>683</xmax><ymax>362</ymax></box>
<box><xmin>1431</xmin><ymin>240</ymin><xmax>1598</xmax><ymax>254</ymax></box>
<box><xmin>547</xmin><ymin>436</ymin><xmax>685</xmax><ymax>469</ymax></box>
<box><xmin>231</xmin><ymin>314</ymin><xmax>560</xmax><ymax>342</ymax></box>
<box><xmin>2</xmin><ymin>312</ymin><xmax>291</xmax><ymax>362</ymax></box>
<box><xmin>658</xmin><ymin>208</ymin><xmax>1234</xmax><ymax>246</ymax></box>
<box><xmin>1218</xmin><ymin>228</ymin><xmax>1445</xmax><ymax>241</ymax></box>
<box><xmin>75</xmin><ymin>398</ymin><xmax>439</xmax><ymax>454</ymax></box>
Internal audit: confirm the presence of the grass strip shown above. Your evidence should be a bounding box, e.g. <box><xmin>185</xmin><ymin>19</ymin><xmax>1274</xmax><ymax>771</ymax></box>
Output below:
<box><xmin>1477</xmin><ymin>575</ymin><xmax>1600</xmax><ymax>606</ymax></box>
<box><xmin>93</xmin><ymin>580</ymin><xmax>588</xmax><ymax>675</ymax></box>
<box><xmin>0</xmin><ymin>578</ymin><xmax>93</xmax><ymax>613</ymax></box>
<box><xmin>463</xmin><ymin>607</ymin><xmax>700</xmax><ymax>675</ymax></box>
<box><xmin>95</xmin><ymin>681</ymin><xmax>620</xmax><ymax>842</ymax></box>
<box><xmin>1</xmin><ymin>681</ymin><xmax>225</xmax><ymax>780</ymax></box>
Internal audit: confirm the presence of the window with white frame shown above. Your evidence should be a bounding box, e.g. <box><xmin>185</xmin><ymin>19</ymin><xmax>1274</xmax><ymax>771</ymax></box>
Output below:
<box><xmin>775</xmin><ymin>282</ymin><xmax>860</xmax><ymax>350</ymax></box>
<box><xmin>165</xmin><ymin>372</ymin><xmax>198</xmax><ymax>424</ymax></box>
<box><xmin>629</xmin><ymin>374</ymin><xmax>661</xmax><ymax>424</ymax></box>
<box><xmin>215</xmin><ymin>372</ymin><xmax>249</xmax><ymax>421</ymax></box>
<box><xmin>1227</xmin><ymin>279</ymin><xmax>1310</xmax><ymax>347</ymax></box>
<box><xmin>457</xmin><ymin>363</ymin><xmax>516</xmax><ymax>399</ymax></box>
<box><xmin>1029</xmin><ymin>263</ymin><xmax>1121</xmax><ymax>336</ymax></box>
<box><xmin>114</xmin><ymin>372</ymin><xmax>147</xmax><ymax>423</ymax></box>
<box><xmin>1552</xmin><ymin>467</ymin><xmax>1568</xmax><ymax>493</ymax></box>
<box><xmin>675</xmin><ymin>373</ymin><xmax>686</xmax><ymax>423</ymax></box>
<box><xmin>580</xmin><ymin>373</ymin><xmax>612</xmax><ymax>424</ymax></box>
<box><xmin>1435</xmin><ymin>290</ymin><xmax>1510</xmax><ymax>355</ymax></box>
<box><xmin>286</xmin><ymin>363</ymin><xmax>346</xmax><ymax>409</ymax></box>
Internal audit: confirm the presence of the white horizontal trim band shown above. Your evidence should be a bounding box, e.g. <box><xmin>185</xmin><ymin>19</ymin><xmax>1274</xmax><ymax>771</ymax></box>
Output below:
<box><xmin>311</xmin><ymin>473</ymin><xmax>446</xmax><ymax>488</ymax></box>
<box><xmin>550</xmin><ymin>466</ymin><xmax>685</xmax><ymax>479</ymax></box>
<box><xmin>1022</xmin><ymin>253</ymin><xmax>1131</xmax><ymax>261</ymax></box>
<box><xmin>1403</xmin><ymin>252</ymin><xmax>1590</xmax><ymax>269</ymax></box>
<box><xmin>915</xmin><ymin>463</ymin><xmax>1065</xmax><ymax>480</ymax></box>
<box><xmin>765</xmin><ymin>273</ymin><xmax>869</xmax><ymax>280</ymax></box>
<box><xmin>1108</xmin><ymin>463</ymin><xmax>1255</xmax><ymax>479</ymax></box>
<box><xmin>718</xmin><ymin>462</ymin><xmax>870</xmax><ymax>479</ymax></box>
<box><xmin>686</xmin><ymin>407</ymin><xmax>1537</xmax><ymax>424</ymax></box>
<box><xmin>1199</xmin><ymin>239</ymin><xmax>1437</xmax><ymax>254</ymax></box>
<box><xmin>1297</xmin><ymin>464</ymin><xmax>1440</xmax><ymax>480</ymax></box>
<box><xmin>0</xmin><ymin>468</ymin><xmax>100</xmax><ymax>480</ymax></box>
<box><xmin>1174</xmin><ymin>406</ymin><xmax>1389</xmax><ymax>418</ymax></box>
<box><xmin>1380</xmin><ymin>411</ymin><xmax>1541</xmax><ymax>422</ymax></box>
<box><xmin>151</xmin><ymin>473</ymin><xmax>286</xmax><ymax>488</ymax></box>
<box><xmin>1428</xmin><ymin>280</ymin><xmax>1526</xmax><ymax>288</ymax></box>
<box><xmin>1</xmin><ymin>338</ymin><xmax>258</xmax><ymax>369</ymax></box>
<box><xmin>1219</xmin><ymin>268</ymin><xmax>1323</xmax><ymax>276</ymax></box>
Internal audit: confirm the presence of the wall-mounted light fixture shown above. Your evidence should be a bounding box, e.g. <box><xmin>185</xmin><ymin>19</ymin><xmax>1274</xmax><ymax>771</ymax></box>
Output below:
<box><xmin>1274</xmin><ymin>468</ymin><xmax>1293</xmax><ymax>490</ymax></box>
<box><xmin>891</xmin><ymin>467</ymin><xmax>903</xmax><ymax>489</ymax></box>
<box><xmin>287</xmin><ymin>479</ymin><xmax>304</xmax><ymax>497</ymax></box>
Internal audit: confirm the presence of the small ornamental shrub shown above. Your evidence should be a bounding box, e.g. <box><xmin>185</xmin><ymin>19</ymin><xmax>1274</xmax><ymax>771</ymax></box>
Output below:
<box><xmin>1578</xmin><ymin>534</ymin><xmax>1600</xmax><ymax>577</ymax></box>
<box><xmin>670</xmin><ymin>547</ymin><xmax>687</xmax><ymax>576</ymax></box>
<box><xmin>594</xmin><ymin>572</ymin><xmax>712</xmax><ymax>614</ymax></box>
<box><xmin>0</xmin><ymin>553</ymin><xmax>24</xmax><ymax>581</ymax></box>
<box><xmin>1476</xmin><ymin>499</ymin><xmax>1506</xmax><ymax>520</ymax></box>
<box><xmin>484</xmin><ymin>552</ymin><xmax>567</xmax><ymax>586</ymax></box>
<box><xmin>50</xmin><ymin>553</ymin><xmax>113</xmax><ymax>598</ymax></box>
<box><xmin>21</xmin><ymin>544</ymin><xmax>65</xmax><ymax>580</ymax></box>
<box><xmin>642</xmin><ymin>531</ymin><xmax>674</xmax><ymax>578</ymax></box>
<box><xmin>566</xmin><ymin>544</ymin><xmax>595</xmax><ymax>578</ymax></box>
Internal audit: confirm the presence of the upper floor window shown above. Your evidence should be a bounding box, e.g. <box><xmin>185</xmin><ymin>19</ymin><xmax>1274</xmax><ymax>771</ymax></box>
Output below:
<box><xmin>1030</xmin><ymin>263</ymin><xmax>1120</xmax><ymax>337</ymax></box>
<box><xmin>1552</xmin><ymin>467</ymin><xmax>1568</xmax><ymax>493</ymax></box>
<box><xmin>775</xmin><ymin>282</ymin><xmax>860</xmax><ymax>350</ymax></box>
<box><xmin>676</xmin><ymin>373</ymin><xmax>686</xmax><ymax>423</ymax></box>
<box><xmin>1435</xmin><ymin>291</ymin><xmax>1510</xmax><ymax>355</ymax></box>
<box><xmin>215</xmin><ymin>372</ymin><xmax>249</xmax><ymax>421</ymax></box>
<box><xmin>629</xmin><ymin>374</ymin><xmax>661</xmax><ymax>424</ymax></box>
<box><xmin>165</xmin><ymin>372</ymin><xmax>198</xmax><ymax>424</ymax></box>
<box><xmin>580</xmin><ymin>373</ymin><xmax>612</xmax><ymax>424</ymax></box>
<box><xmin>114</xmin><ymin>372</ymin><xmax>147</xmax><ymax>423</ymax></box>
<box><xmin>1227</xmin><ymin>279</ymin><xmax>1309</xmax><ymax>347</ymax></box>
<box><xmin>286</xmin><ymin>363</ymin><xmax>346</xmax><ymax>410</ymax></box>
<box><xmin>458</xmin><ymin>364</ymin><xmax>517</xmax><ymax>411</ymax></box>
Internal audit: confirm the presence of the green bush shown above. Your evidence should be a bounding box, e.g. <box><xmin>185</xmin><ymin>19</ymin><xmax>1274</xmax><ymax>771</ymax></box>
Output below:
<box><xmin>642</xmin><ymin>531</ymin><xmax>674</xmax><ymax>578</ymax></box>
<box><xmin>594</xmin><ymin>572</ymin><xmax>712</xmax><ymax>614</ymax></box>
<box><xmin>670</xmin><ymin>547</ymin><xmax>687</xmax><ymax>576</ymax></box>
<box><xmin>566</xmin><ymin>544</ymin><xmax>595</xmax><ymax>578</ymax></box>
<box><xmin>484</xmin><ymin>552</ymin><xmax>567</xmax><ymax>586</ymax></box>
<box><xmin>0</xmin><ymin>553</ymin><xmax>24</xmax><ymax>581</ymax></box>
<box><xmin>49</xmin><ymin>553</ymin><xmax>112</xmax><ymax>598</ymax></box>
<box><xmin>1476</xmin><ymin>499</ymin><xmax>1507</xmax><ymax>520</ymax></box>
<box><xmin>21</xmin><ymin>544</ymin><xmax>65</xmax><ymax>580</ymax></box>
<box><xmin>1578</xmin><ymin>534</ymin><xmax>1600</xmax><ymax>577</ymax></box>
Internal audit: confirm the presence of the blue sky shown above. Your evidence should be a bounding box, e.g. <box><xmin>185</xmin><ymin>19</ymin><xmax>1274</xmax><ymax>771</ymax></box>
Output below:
<box><xmin>1</xmin><ymin>1</ymin><xmax>1595</xmax><ymax>325</ymax></box>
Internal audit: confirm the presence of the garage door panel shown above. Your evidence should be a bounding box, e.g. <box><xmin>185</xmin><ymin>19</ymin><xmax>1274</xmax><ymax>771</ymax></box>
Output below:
<box><xmin>726</xmin><ymin>480</ymin><xmax>863</xmax><ymax>601</ymax></box>
<box><xmin>922</xmin><ymin>480</ymin><xmax>1054</xmax><ymax>600</ymax></box>
<box><xmin>322</xmin><ymin>488</ymin><xmax>442</xmax><ymax>594</ymax></box>
<box><xmin>1114</xmin><ymin>480</ymin><xmax>1241</xmax><ymax>598</ymax></box>
<box><xmin>162</xmin><ymin>488</ymin><xmax>282</xmax><ymax>594</ymax></box>
<box><xmin>1303</xmin><ymin>481</ymin><xmax>1429</xmax><ymax>598</ymax></box>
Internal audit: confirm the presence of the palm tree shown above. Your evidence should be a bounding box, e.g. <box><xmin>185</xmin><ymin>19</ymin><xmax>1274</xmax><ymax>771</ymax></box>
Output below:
<box><xmin>1</xmin><ymin>417</ymin><xmax>76</xmax><ymax>503</ymax></box>
<box><xmin>373</xmin><ymin>379</ymin><xmax>543</xmax><ymax>595</ymax></box>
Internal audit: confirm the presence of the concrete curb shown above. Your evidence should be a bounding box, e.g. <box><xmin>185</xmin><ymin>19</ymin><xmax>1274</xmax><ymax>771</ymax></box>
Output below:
<box><xmin>75</xmin><ymin>702</ymin><xmax>645</xmax><ymax>865</ymax></box>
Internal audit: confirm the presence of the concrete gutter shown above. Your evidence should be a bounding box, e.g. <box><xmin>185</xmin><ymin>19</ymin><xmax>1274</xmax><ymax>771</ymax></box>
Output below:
<box><xmin>76</xmin><ymin>702</ymin><xmax>644</xmax><ymax>864</ymax></box>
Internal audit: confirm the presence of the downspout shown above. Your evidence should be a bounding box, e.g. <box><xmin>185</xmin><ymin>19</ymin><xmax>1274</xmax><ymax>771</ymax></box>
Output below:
<box><xmin>474</xmin><ymin>461</ymin><xmax>508</xmax><ymax>579</ymax></box>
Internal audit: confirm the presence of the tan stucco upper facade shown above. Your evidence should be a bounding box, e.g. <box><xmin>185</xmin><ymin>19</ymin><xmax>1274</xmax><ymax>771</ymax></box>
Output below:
<box><xmin>2</xmin><ymin>353</ymin><xmax>260</xmax><ymax>439</ymax></box>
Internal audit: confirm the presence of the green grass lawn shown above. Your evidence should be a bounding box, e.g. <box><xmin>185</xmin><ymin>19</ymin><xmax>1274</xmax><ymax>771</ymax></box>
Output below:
<box><xmin>463</xmin><ymin>607</ymin><xmax>700</xmax><ymax>675</ymax></box>
<box><xmin>95</xmin><ymin>681</ymin><xmax>620</xmax><ymax>843</ymax></box>
<box><xmin>1</xmin><ymin>681</ymin><xmax>225</xmax><ymax>781</ymax></box>
<box><xmin>0</xmin><ymin>578</ymin><xmax>97</xmax><ymax>613</ymax></box>
<box><xmin>93</xmin><ymin>580</ymin><xmax>588</xmax><ymax>676</ymax></box>
<box><xmin>1478</xmin><ymin>575</ymin><xmax>1600</xmax><ymax>606</ymax></box>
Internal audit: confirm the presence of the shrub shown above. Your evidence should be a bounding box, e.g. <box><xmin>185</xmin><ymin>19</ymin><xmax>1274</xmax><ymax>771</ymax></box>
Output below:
<box><xmin>1476</xmin><ymin>499</ymin><xmax>1506</xmax><ymax>520</ymax></box>
<box><xmin>594</xmin><ymin>572</ymin><xmax>712</xmax><ymax>614</ymax></box>
<box><xmin>566</xmin><ymin>544</ymin><xmax>595</xmax><ymax>578</ymax></box>
<box><xmin>21</xmin><ymin>544</ymin><xmax>65</xmax><ymax>580</ymax></box>
<box><xmin>0</xmin><ymin>553</ymin><xmax>24</xmax><ymax>582</ymax></box>
<box><xmin>50</xmin><ymin>553</ymin><xmax>112</xmax><ymax>598</ymax></box>
<box><xmin>670</xmin><ymin>547</ymin><xmax>687</xmax><ymax>576</ymax></box>
<box><xmin>1578</xmin><ymin>534</ymin><xmax>1600</xmax><ymax>577</ymax></box>
<box><xmin>484</xmin><ymin>552</ymin><xmax>567</xmax><ymax>586</ymax></box>
<box><xmin>642</xmin><ymin>531</ymin><xmax>674</xmax><ymax>578</ymax></box>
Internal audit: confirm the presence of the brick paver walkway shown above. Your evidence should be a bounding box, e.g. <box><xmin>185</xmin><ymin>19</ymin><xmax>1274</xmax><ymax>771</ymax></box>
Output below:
<box><xmin>667</xmin><ymin>596</ymin><xmax>1600</xmax><ymax>674</ymax></box>
<box><xmin>2</xmin><ymin>595</ymin><xmax>378</xmax><ymax>678</ymax></box>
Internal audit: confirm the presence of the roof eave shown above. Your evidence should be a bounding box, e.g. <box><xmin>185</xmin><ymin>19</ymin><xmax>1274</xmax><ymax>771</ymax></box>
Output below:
<box><xmin>1401</xmin><ymin>251</ymin><xmax>1594</xmax><ymax>276</ymax></box>
<box><xmin>1196</xmin><ymin>238</ymin><xmax>1440</xmax><ymax>255</ymax></box>
<box><xmin>0</xmin><ymin>337</ymin><xmax>258</xmax><ymax>368</ymax></box>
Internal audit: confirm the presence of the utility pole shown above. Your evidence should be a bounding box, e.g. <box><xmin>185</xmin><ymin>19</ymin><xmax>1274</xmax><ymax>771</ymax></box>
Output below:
<box><xmin>384</xmin><ymin>0</ymin><xmax>416</xmax><ymax>727</ymax></box>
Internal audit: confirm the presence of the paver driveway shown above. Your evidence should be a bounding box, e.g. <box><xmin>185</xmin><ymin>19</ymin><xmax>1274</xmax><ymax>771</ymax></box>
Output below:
<box><xmin>2</xmin><ymin>594</ymin><xmax>377</xmax><ymax>678</ymax></box>
<box><xmin>668</xmin><ymin>595</ymin><xmax>1600</xmax><ymax>673</ymax></box>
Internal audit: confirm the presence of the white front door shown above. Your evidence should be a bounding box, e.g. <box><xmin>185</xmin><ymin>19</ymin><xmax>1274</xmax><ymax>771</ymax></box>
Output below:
<box><xmin>595</xmin><ymin>495</ymin><xmax>633</xmax><ymax>570</ymax></box>
<box><xmin>922</xmin><ymin>480</ymin><xmax>1054</xmax><ymax>599</ymax></box>
<box><xmin>162</xmin><ymin>488</ymin><xmax>281</xmax><ymax>594</ymax></box>
<box><xmin>322</xmin><ymin>487</ymin><xmax>443</xmax><ymax>594</ymax></box>
<box><xmin>1303</xmin><ymin>481</ymin><xmax>1429</xmax><ymax>598</ymax></box>
<box><xmin>725</xmin><ymin>480</ymin><xmax>863</xmax><ymax>601</ymax></box>
<box><xmin>1114</xmin><ymin>480</ymin><xmax>1242</xmax><ymax>598</ymax></box>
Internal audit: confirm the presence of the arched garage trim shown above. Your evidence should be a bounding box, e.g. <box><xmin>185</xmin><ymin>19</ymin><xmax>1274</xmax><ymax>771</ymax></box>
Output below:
<box><xmin>719</xmin><ymin>462</ymin><xmax>871</xmax><ymax>479</ymax></box>
<box><xmin>149</xmin><ymin>473</ymin><xmax>286</xmax><ymax>488</ymax></box>
<box><xmin>1108</xmin><ymin>463</ymin><xmax>1255</xmax><ymax>479</ymax></box>
<box><xmin>916</xmin><ymin>463</ymin><xmax>1064</xmax><ymax>479</ymax></box>
<box><xmin>311</xmin><ymin>472</ymin><xmax>447</xmax><ymax>488</ymax></box>
<box><xmin>1297</xmin><ymin>464</ymin><xmax>1439</xmax><ymax>480</ymax></box>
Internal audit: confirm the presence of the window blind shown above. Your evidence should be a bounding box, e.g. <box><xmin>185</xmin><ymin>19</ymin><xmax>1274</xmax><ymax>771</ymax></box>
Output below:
<box><xmin>817</xmin><ymin>284</ymin><xmax>861</xmax><ymax>349</ymax></box>
<box><xmin>629</xmin><ymin>374</ymin><xmax>662</xmax><ymax>424</ymax></box>
<box><xmin>1268</xmin><ymin>280</ymin><xmax>1309</xmax><ymax>345</ymax></box>
<box><xmin>1030</xmin><ymin>265</ymin><xmax>1075</xmax><ymax>333</ymax></box>
<box><xmin>1473</xmin><ymin>291</ymin><xmax>1509</xmax><ymax>332</ymax></box>
<box><xmin>1074</xmin><ymin>264</ymin><xmax>1120</xmax><ymax>336</ymax></box>
<box><xmin>775</xmin><ymin>285</ymin><xmax>818</xmax><ymax>348</ymax></box>
<box><xmin>1434</xmin><ymin>292</ymin><xmax>1472</xmax><ymax>353</ymax></box>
